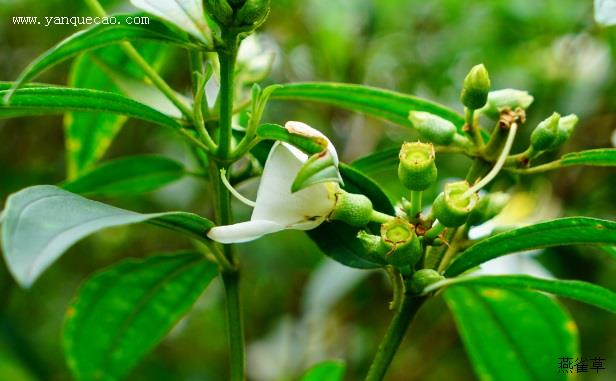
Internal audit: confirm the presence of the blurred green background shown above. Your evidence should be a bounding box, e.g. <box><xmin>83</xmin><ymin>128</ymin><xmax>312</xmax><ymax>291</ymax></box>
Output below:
<box><xmin>1</xmin><ymin>0</ymin><xmax>615</xmax><ymax>380</ymax></box>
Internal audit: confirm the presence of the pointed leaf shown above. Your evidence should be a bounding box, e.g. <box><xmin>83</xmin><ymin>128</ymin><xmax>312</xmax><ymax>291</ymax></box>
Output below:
<box><xmin>1</xmin><ymin>185</ymin><xmax>213</xmax><ymax>288</ymax></box>
<box><xmin>427</xmin><ymin>275</ymin><xmax>616</xmax><ymax>314</ymax></box>
<box><xmin>444</xmin><ymin>285</ymin><xmax>578</xmax><ymax>381</ymax></box>
<box><xmin>5</xmin><ymin>13</ymin><xmax>201</xmax><ymax>98</ymax></box>
<box><xmin>300</xmin><ymin>360</ymin><xmax>346</xmax><ymax>381</ymax></box>
<box><xmin>0</xmin><ymin>85</ymin><xmax>183</xmax><ymax>131</ymax></box>
<box><xmin>271</xmin><ymin>82</ymin><xmax>465</xmax><ymax>131</ymax></box>
<box><xmin>445</xmin><ymin>217</ymin><xmax>616</xmax><ymax>277</ymax></box>
<box><xmin>62</xmin><ymin>155</ymin><xmax>186</xmax><ymax>196</ymax></box>
<box><xmin>65</xmin><ymin>43</ymin><xmax>170</xmax><ymax>178</ymax></box>
<box><xmin>64</xmin><ymin>252</ymin><xmax>217</xmax><ymax>381</ymax></box>
<box><xmin>516</xmin><ymin>149</ymin><xmax>616</xmax><ymax>174</ymax></box>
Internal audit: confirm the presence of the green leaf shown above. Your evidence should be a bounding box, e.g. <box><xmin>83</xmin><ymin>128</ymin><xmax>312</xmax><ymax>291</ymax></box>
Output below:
<box><xmin>307</xmin><ymin>164</ymin><xmax>393</xmax><ymax>269</ymax></box>
<box><xmin>300</xmin><ymin>360</ymin><xmax>346</xmax><ymax>381</ymax></box>
<box><xmin>599</xmin><ymin>245</ymin><xmax>616</xmax><ymax>260</ymax></box>
<box><xmin>65</xmin><ymin>43</ymin><xmax>170</xmax><ymax>178</ymax></box>
<box><xmin>1</xmin><ymin>185</ymin><xmax>213</xmax><ymax>288</ymax></box>
<box><xmin>0</xmin><ymin>85</ymin><xmax>183</xmax><ymax>131</ymax></box>
<box><xmin>444</xmin><ymin>285</ymin><xmax>578</xmax><ymax>381</ymax></box>
<box><xmin>515</xmin><ymin>149</ymin><xmax>616</xmax><ymax>174</ymax></box>
<box><xmin>64</xmin><ymin>252</ymin><xmax>217</xmax><ymax>381</ymax></box>
<box><xmin>351</xmin><ymin>147</ymin><xmax>399</xmax><ymax>177</ymax></box>
<box><xmin>427</xmin><ymin>275</ymin><xmax>616</xmax><ymax>314</ymax></box>
<box><xmin>62</xmin><ymin>155</ymin><xmax>186</xmax><ymax>196</ymax></box>
<box><xmin>560</xmin><ymin>148</ymin><xmax>616</xmax><ymax>166</ymax></box>
<box><xmin>270</xmin><ymin>82</ymin><xmax>465</xmax><ymax>131</ymax></box>
<box><xmin>445</xmin><ymin>217</ymin><xmax>616</xmax><ymax>277</ymax></box>
<box><xmin>5</xmin><ymin>13</ymin><xmax>201</xmax><ymax>99</ymax></box>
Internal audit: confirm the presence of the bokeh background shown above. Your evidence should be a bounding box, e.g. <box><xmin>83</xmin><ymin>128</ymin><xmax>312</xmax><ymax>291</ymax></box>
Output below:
<box><xmin>1</xmin><ymin>0</ymin><xmax>615</xmax><ymax>380</ymax></box>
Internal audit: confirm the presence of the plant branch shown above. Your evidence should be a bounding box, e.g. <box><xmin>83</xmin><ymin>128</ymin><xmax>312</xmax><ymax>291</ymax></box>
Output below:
<box><xmin>365</xmin><ymin>296</ymin><xmax>426</xmax><ymax>381</ymax></box>
<box><xmin>216</xmin><ymin>33</ymin><xmax>239</xmax><ymax>159</ymax></box>
<box><xmin>84</xmin><ymin>0</ymin><xmax>195</xmax><ymax>123</ymax></box>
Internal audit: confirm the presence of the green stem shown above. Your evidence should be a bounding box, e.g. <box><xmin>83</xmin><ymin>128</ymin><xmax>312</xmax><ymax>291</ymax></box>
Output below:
<box><xmin>221</xmin><ymin>269</ymin><xmax>245</xmax><ymax>381</ymax></box>
<box><xmin>365</xmin><ymin>296</ymin><xmax>426</xmax><ymax>381</ymax></box>
<box><xmin>424</xmin><ymin>222</ymin><xmax>445</xmax><ymax>242</ymax></box>
<box><xmin>121</xmin><ymin>42</ymin><xmax>194</xmax><ymax>122</ymax></box>
<box><xmin>437</xmin><ymin>226</ymin><xmax>468</xmax><ymax>272</ymax></box>
<box><xmin>217</xmin><ymin>34</ymin><xmax>239</xmax><ymax>159</ymax></box>
<box><xmin>209</xmin><ymin>159</ymin><xmax>245</xmax><ymax>381</ymax></box>
<box><xmin>84</xmin><ymin>0</ymin><xmax>194</xmax><ymax>122</ymax></box>
<box><xmin>505</xmin><ymin>159</ymin><xmax>563</xmax><ymax>174</ymax></box>
<box><xmin>371</xmin><ymin>210</ymin><xmax>396</xmax><ymax>224</ymax></box>
<box><xmin>409</xmin><ymin>190</ymin><xmax>422</xmax><ymax>220</ymax></box>
<box><xmin>465</xmin><ymin>108</ymin><xmax>484</xmax><ymax>151</ymax></box>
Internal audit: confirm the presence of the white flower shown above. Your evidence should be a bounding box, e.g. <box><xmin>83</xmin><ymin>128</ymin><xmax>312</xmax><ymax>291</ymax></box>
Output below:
<box><xmin>207</xmin><ymin>122</ymin><xmax>340</xmax><ymax>243</ymax></box>
<box><xmin>131</xmin><ymin>0</ymin><xmax>212</xmax><ymax>44</ymax></box>
<box><xmin>595</xmin><ymin>0</ymin><xmax>616</xmax><ymax>26</ymax></box>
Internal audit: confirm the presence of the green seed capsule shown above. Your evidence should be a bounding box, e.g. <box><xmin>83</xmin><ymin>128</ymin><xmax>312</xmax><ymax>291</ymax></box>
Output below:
<box><xmin>432</xmin><ymin>181</ymin><xmax>479</xmax><ymax>227</ymax></box>
<box><xmin>467</xmin><ymin>191</ymin><xmax>510</xmax><ymax>226</ymax></box>
<box><xmin>480</xmin><ymin>89</ymin><xmax>534</xmax><ymax>120</ymax></box>
<box><xmin>460</xmin><ymin>64</ymin><xmax>491</xmax><ymax>110</ymax></box>
<box><xmin>398</xmin><ymin>142</ymin><xmax>437</xmax><ymax>191</ymax></box>
<box><xmin>329</xmin><ymin>190</ymin><xmax>373</xmax><ymax>227</ymax></box>
<box><xmin>530</xmin><ymin>112</ymin><xmax>560</xmax><ymax>152</ymax></box>
<box><xmin>409</xmin><ymin>269</ymin><xmax>445</xmax><ymax>294</ymax></box>
<box><xmin>408</xmin><ymin>111</ymin><xmax>457</xmax><ymax>145</ymax></box>
<box><xmin>380</xmin><ymin>218</ymin><xmax>422</xmax><ymax>267</ymax></box>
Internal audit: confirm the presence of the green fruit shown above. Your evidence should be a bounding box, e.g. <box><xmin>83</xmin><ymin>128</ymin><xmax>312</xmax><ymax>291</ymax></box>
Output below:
<box><xmin>329</xmin><ymin>191</ymin><xmax>373</xmax><ymax>227</ymax></box>
<box><xmin>432</xmin><ymin>181</ymin><xmax>479</xmax><ymax>227</ymax></box>
<box><xmin>398</xmin><ymin>141</ymin><xmax>437</xmax><ymax>191</ymax></box>
<box><xmin>381</xmin><ymin>218</ymin><xmax>422</xmax><ymax>267</ymax></box>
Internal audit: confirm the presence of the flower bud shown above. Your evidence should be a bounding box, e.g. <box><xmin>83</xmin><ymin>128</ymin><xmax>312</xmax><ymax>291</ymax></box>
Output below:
<box><xmin>236</xmin><ymin>0</ymin><xmax>270</xmax><ymax>27</ymax></box>
<box><xmin>205</xmin><ymin>0</ymin><xmax>270</xmax><ymax>29</ymax></box>
<box><xmin>466</xmin><ymin>191</ymin><xmax>510</xmax><ymax>226</ymax></box>
<box><xmin>480</xmin><ymin>89</ymin><xmax>534</xmax><ymax>120</ymax></box>
<box><xmin>205</xmin><ymin>0</ymin><xmax>234</xmax><ymax>26</ymax></box>
<box><xmin>530</xmin><ymin>112</ymin><xmax>560</xmax><ymax>152</ymax></box>
<box><xmin>408</xmin><ymin>269</ymin><xmax>444</xmax><ymax>294</ymax></box>
<box><xmin>329</xmin><ymin>190</ymin><xmax>373</xmax><ymax>227</ymax></box>
<box><xmin>398</xmin><ymin>142</ymin><xmax>437</xmax><ymax>191</ymax></box>
<box><xmin>432</xmin><ymin>181</ymin><xmax>479</xmax><ymax>227</ymax></box>
<box><xmin>460</xmin><ymin>64</ymin><xmax>491</xmax><ymax>110</ymax></box>
<box><xmin>408</xmin><ymin>111</ymin><xmax>456</xmax><ymax>145</ymax></box>
<box><xmin>548</xmin><ymin>114</ymin><xmax>579</xmax><ymax>151</ymax></box>
<box><xmin>381</xmin><ymin>218</ymin><xmax>422</xmax><ymax>267</ymax></box>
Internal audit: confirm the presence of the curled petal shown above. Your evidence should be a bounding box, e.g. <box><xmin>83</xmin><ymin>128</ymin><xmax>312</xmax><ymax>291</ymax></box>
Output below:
<box><xmin>207</xmin><ymin>220</ymin><xmax>284</xmax><ymax>244</ymax></box>
<box><xmin>285</xmin><ymin>121</ymin><xmax>339</xmax><ymax>166</ymax></box>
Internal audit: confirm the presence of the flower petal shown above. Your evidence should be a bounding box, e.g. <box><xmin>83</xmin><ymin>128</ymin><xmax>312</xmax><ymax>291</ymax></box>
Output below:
<box><xmin>284</xmin><ymin>121</ymin><xmax>339</xmax><ymax>166</ymax></box>
<box><xmin>252</xmin><ymin>142</ymin><xmax>336</xmax><ymax>225</ymax></box>
<box><xmin>130</xmin><ymin>0</ymin><xmax>210</xmax><ymax>42</ymax></box>
<box><xmin>595</xmin><ymin>0</ymin><xmax>616</xmax><ymax>26</ymax></box>
<box><xmin>207</xmin><ymin>220</ymin><xmax>284</xmax><ymax>244</ymax></box>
